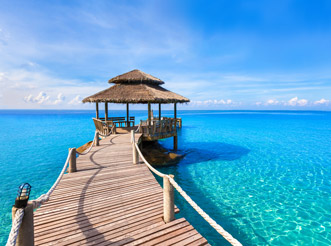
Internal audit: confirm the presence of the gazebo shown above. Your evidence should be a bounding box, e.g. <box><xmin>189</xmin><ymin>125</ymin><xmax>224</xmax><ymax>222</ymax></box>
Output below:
<box><xmin>82</xmin><ymin>69</ymin><xmax>190</xmax><ymax>150</ymax></box>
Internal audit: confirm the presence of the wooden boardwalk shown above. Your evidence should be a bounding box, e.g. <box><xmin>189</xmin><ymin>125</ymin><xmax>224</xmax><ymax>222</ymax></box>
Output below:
<box><xmin>33</xmin><ymin>133</ymin><xmax>209</xmax><ymax>245</ymax></box>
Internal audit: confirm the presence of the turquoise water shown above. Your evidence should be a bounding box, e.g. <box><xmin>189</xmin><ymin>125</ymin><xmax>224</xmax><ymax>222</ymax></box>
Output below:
<box><xmin>0</xmin><ymin>110</ymin><xmax>330</xmax><ymax>245</ymax></box>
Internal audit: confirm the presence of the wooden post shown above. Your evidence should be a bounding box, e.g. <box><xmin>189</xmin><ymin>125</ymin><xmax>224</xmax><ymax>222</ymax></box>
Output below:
<box><xmin>148</xmin><ymin>103</ymin><xmax>151</xmax><ymax>126</ymax></box>
<box><xmin>95</xmin><ymin>132</ymin><xmax>99</xmax><ymax>146</ymax></box>
<box><xmin>12</xmin><ymin>203</ymin><xmax>34</xmax><ymax>246</ymax></box>
<box><xmin>163</xmin><ymin>174</ymin><xmax>175</xmax><ymax>223</ymax></box>
<box><xmin>174</xmin><ymin>103</ymin><xmax>177</xmax><ymax>119</ymax></box>
<box><xmin>173</xmin><ymin>135</ymin><xmax>178</xmax><ymax>151</ymax></box>
<box><xmin>68</xmin><ymin>148</ymin><xmax>76</xmax><ymax>173</ymax></box>
<box><xmin>105</xmin><ymin>102</ymin><xmax>108</xmax><ymax>122</ymax></box>
<box><xmin>126</xmin><ymin>103</ymin><xmax>129</xmax><ymax>127</ymax></box>
<box><xmin>159</xmin><ymin>103</ymin><xmax>161</xmax><ymax>121</ymax></box>
<box><xmin>131</xmin><ymin>130</ymin><xmax>138</xmax><ymax>164</ymax></box>
<box><xmin>173</xmin><ymin>103</ymin><xmax>178</xmax><ymax>150</ymax></box>
<box><xmin>96</xmin><ymin>103</ymin><xmax>99</xmax><ymax>119</ymax></box>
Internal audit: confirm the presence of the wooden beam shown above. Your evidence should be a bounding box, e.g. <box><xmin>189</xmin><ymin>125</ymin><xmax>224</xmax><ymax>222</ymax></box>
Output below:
<box><xmin>96</xmin><ymin>103</ymin><xmax>99</xmax><ymax>119</ymax></box>
<box><xmin>148</xmin><ymin>103</ymin><xmax>151</xmax><ymax>126</ymax></box>
<box><xmin>174</xmin><ymin>103</ymin><xmax>177</xmax><ymax>151</ymax></box>
<box><xmin>158</xmin><ymin>103</ymin><xmax>161</xmax><ymax>121</ymax></box>
<box><xmin>174</xmin><ymin>103</ymin><xmax>177</xmax><ymax>119</ymax></box>
<box><xmin>126</xmin><ymin>103</ymin><xmax>129</xmax><ymax>127</ymax></box>
<box><xmin>105</xmin><ymin>102</ymin><xmax>108</xmax><ymax>121</ymax></box>
<box><xmin>173</xmin><ymin>135</ymin><xmax>178</xmax><ymax>151</ymax></box>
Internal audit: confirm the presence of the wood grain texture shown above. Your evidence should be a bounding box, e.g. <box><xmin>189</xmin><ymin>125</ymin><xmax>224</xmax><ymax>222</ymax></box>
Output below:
<box><xmin>34</xmin><ymin>133</ymin><xmax>207</xmax><ymax>245</ymax></box>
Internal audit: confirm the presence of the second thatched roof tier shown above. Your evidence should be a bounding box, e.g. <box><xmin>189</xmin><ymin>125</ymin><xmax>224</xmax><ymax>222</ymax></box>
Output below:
<box><xmin>82</xmin><ymin>83</ymin><xmax>190</xmax><ymax>104</ymax></box>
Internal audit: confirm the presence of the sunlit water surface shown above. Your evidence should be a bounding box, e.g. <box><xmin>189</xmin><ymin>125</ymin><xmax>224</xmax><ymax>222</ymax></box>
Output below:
<box><xmin>0</xmin><ymin>110</ymin><xmax>330</xmax><ymax>245</ymax></box>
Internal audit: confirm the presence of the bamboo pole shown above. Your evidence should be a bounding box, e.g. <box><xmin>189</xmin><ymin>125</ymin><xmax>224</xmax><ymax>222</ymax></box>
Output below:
<box><xmin>159</xmin><ymin>103</ymin><xmax>161</xmax><ymax>121</ymax></box>
<box><xmin>12</xmin><ymin>203</ymin><xmax>34</xmax><ymax>246</ymax></box>
<box><xmin>68</xmin><ymin>148</ymin><xmax>77</xmax><ymax>173</ymax></box>
<box><xmin>163</xmin><ymin>174</ymin><xmax>175</xmax><ymax>223</ymax></box>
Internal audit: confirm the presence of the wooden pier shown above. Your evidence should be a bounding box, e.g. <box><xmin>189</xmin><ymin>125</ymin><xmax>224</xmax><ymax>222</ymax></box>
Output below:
<box><xmin>7</xmin><ymin>69</ymin><xmax>241</xmax><ymax>246</ymax></box>
<box><xmin>33</xmin><ymin>133</ymin><xmax>208</xmax><ymax>245</ymax></box>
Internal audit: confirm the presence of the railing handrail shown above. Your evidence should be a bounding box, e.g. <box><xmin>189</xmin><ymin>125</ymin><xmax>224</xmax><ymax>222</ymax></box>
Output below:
<box><xmin>133</xmin><ymin>141</ymin><xmax>242</xmax><ymax>246</ymax></box>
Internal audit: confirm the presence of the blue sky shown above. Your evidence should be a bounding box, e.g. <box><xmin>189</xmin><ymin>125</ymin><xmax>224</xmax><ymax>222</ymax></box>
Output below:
<box><xmin>0</xmin><ymin>0</ymin><xmax>330</xmax><ymax>109</ymax></box>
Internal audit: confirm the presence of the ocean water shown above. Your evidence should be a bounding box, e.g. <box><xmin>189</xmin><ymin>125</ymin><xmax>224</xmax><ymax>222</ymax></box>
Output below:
<box><xmin>0</xmin><ymin>110</ymin><xmax>330</xmax><ymax>245</ymax></box>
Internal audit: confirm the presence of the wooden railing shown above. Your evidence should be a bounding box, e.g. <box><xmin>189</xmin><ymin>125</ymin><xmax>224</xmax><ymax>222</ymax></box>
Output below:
<box><xmin>93</xmin><ymin>118</ymin><xmax>115</xmax><ymax>135</ymax></box>
<box><xmin>99</xmin><ymin>116</ymin><xmax>135</xmax><ymax>127</ymax></box>
<box><xmin>139</xmin><ymin>118</ymin><xmax>177</xmax><ymax>140</ymax></box>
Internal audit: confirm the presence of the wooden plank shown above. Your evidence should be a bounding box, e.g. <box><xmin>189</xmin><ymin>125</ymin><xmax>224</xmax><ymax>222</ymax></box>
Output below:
<box><xmin>33</xmin><ymin>133</ymin><xmax>208</xmax><ymax>245</ymax></box>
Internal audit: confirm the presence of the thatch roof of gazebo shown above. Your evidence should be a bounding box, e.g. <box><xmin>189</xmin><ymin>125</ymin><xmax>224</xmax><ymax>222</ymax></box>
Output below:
<box><xmin>82</xmin><ymin>70</ymin><xmax>190</xmax><ymax>104</ymax></box>
<box><xmin>108</xmin><ymin>69</ymin><xmax>164</xmax><ymax>85</ymax></box>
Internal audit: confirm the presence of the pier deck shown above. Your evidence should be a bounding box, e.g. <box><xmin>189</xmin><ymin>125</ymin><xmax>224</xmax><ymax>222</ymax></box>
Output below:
<box><xmin>33</xmin><ymin>133</ymin><xmax>208</xmax><ymax>245</ymax></box>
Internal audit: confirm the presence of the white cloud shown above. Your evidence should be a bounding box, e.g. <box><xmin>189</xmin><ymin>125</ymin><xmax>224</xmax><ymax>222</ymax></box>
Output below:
<box><xmin>189</xmin><ymin>99</ymin><xmax>234</xmax><ymax>106</ymax></box>
<box><xmin>265</xmin><ymin>99</ymin><xmax>279</xmax><ymax>105</ymax></box>
<box><xmin>53</xmin><ymin>93</ymin><xmax>65</xmax><ymax>105</ymax></box>
<box><xmin>314</xmin><ymin>98</ymin><xmax>329</xmax><ymax>105</ymax></box>
<box><xmin>24</xmin><ymin>94</ymin><xmax>33</xmax><ymax>103</ymax></box>
<box><xmin>68</xmin><ymin>95</ymin><xmax>82</xmax><ymax>105</ymax></box>
<box><xmin>34</xmin><ymin>92</ymin><xmax>50</xmax><ymax>104</ymax></box>
<box><xmin>287</xmin><ymin>97</ymin><xmax>308</xmax><ymax>106</ymax></box>
<box><xmin>297</xmin><ymin>99</ymin><xmax>308</xmax><ymax>106</ymax></box>
<box><xmin>288</xmin><ymin>97</ymin><xmax>298</xmax><ymax>106</ymax></box>
<box><xmin>24</xmin><ymin>91</ymin><xmax>50</xmax><ymax>104</ymax></box>
<box><xmin>24</xmin><ymin>91</ymin><xmax>66</xmax><ymax>105</ymax></box>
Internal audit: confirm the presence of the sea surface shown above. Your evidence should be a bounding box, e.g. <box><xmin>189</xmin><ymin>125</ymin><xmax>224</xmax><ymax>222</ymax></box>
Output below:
<box><xmin>0</xmin><ymin>110</ymin><xmax>330</xmax><ymax>245</ymax></box>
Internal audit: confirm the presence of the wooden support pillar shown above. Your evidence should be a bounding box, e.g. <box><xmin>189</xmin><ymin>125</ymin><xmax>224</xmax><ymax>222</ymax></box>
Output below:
<box><xmin>96</xmin><ymin>103</ymin><xmax>99</xmax><ymax>119</ymax></box>
<box><xmin>95</xmin><ymin>132</ymin><xmax>99</xmax><ymax>146</ymax></box>
<box><xmin>173</xmin><ymin>103</ymin><xmax>178</xmax><ymax>150</ymax></box>
<box><xmin>159</xmin><ymin>103</ymin><xmax>161</xmax><ymax>121</ymax></box>
<box><xmin>126</xmin><ymin>103</ymin><xmax>129</xmax><ymax>127</ymax></box>
<box><xmin>12</xmin><ymin>203</ymin><xmax>34</xmax><ymax>246</ymax></box>
<box><xmin>173</xmin><ymin>135</ymin><xmax>178</xmax><ymax>151</ymax></box>
<box><xmin>131</xmin><ymin>130</ymin><xmax>138</xmax><ymax>164</ymax></box>
<box><xmin>148</xmin><ymin>103</ymin><xmax>151</xmax><ymax>126</ymax></box>
<box><xmin>68</xmin><ymin>148</ymin><xmax>77</xmax><ymax>173</ymax></box>
<box><xmin>174</xmin><ymin>103</ymin><xmax>177</xmax><ymax>119</ymax></box>
<box><xmin>163</xmin><ymin>175</ymin><xmax>175</xmax><ymax>223</ymax></box>
<box><xmin>105</xmin><ymin>102</ymin><xmax>108</xmax><ymax>121</ymax></box>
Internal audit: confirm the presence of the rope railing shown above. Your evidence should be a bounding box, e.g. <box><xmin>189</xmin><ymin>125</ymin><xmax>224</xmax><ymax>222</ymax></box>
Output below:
<box><xmin>133</xmin><ymin>141</ymin><xmax>242</xmax><ymax>246</ymax></box>
<box><xmin>168</xmin><ymin>178</ymin><xmax>242</xmax><ymax>246</ymax></box>
<box><xmin>6</xmin><ymin>209</ymin><xmax>24</xmax><ymax>246</ymax></box>
<box><xmin>134</xmin><ymin>143</ymin><xmax>165</xmax><ymax>178</ymax></box>
<box><xmin>98</xmin><ymin>129</ymin><xmax>113</xmax><ymax>138</ymax></box>
<box><xmin>76</xmin><ymin>131</ymin><xmax>97</xmax><ymax>155</ymax></box>
<box><xmin>7</xmin><ymin>132</ymin><xmax>99</xmax><ymax>246</ymax></box>
<box><xmin>31</xmin><ymin>148</ymin><xmax>73</xmax><ymax>209</ymax></box>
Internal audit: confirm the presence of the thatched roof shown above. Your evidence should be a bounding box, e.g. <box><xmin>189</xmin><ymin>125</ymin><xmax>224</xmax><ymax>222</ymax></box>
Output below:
<box><xmin>108</xmin><ymin>69</ymin><xmax>164</xmax><ymax>85</ymax></box>
<box><xmin>83</xmin><ymin>70</ymin><xmax>190</xmax><ymax>104</ymax></box>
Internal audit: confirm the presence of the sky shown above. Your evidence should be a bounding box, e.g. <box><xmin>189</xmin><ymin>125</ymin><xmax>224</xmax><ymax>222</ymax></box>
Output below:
<box><xmin>0</xmin><ymin>0</ymin><xmax>330</xmax><ymax>110</ymax></box>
